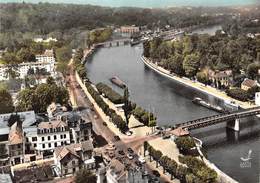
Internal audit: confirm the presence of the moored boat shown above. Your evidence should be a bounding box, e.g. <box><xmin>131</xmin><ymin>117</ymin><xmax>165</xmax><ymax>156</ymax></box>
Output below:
<box><xmin>192</xmin><ymin>97</ymin><xmax>225</xmax><ymax>113</ymax></box>
<box><xmin>110</xmin><ymin>76</ymin><xmax>126</xmax><ymax>88</ymax></box>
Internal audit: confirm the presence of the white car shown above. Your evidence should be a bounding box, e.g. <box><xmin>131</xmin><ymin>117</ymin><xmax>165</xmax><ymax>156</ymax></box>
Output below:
<box><xmin>127</xmin><ymin>153</ymin><xmax>133</xmax><ymax>160</ymax></box>
<box><xmin>138</xmin><ymin>156</ymin><xmax>146</xmax><ymax>164</ymax></box>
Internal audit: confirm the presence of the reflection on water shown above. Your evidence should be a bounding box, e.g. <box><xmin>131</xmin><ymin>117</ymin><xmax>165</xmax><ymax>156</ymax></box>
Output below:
<box><xmin>86</xmin><ymin>45</ymin><xmax>260</xmax><ymax>183</ymax></box>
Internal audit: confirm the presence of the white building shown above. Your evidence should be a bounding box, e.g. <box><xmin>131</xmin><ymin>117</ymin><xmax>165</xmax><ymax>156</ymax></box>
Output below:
<box><xmin>33</xmin><ymin>37</ymin><xmax>57</xmax><ymax>43</ymax></box>
<box><xmin>26</xmin><ymin>120</ymin><xmax>70</xmax><ymax>152</ymax></box>
<box><xmin>0</xmin><ymin>49</ymin><xmax>56</xmax><ymax>80</ymax></box>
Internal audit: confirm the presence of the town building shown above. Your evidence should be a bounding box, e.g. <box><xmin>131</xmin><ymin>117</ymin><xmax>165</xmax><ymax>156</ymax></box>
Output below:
<box><xmin>8</xmin><ymin>122</ymin><xmax>25</xmax><ymax>165</ymax></box>
<box><xmin>59</xmin><ymin>112</ymin><xmax>92</xmax><ymax>143</ymax></box>
<box><xmin>241</xmin><ymin>78</ymin><xmax>257</xmax><ymax>91</ymax></box>
<box><xmin>120</xmin><ymin>26</ymin><xmax>140</xmax><ymax>34</ymax></box>
<box><xmin>106</xmin><ymin>159</ymin><xmax>127</xmax><ymax>183</ymax></box>
<box><xmin>0</xmin><ymin>49</ymin><xmax>56</xmax><ymax>80</ymax></box>
<box><xmin>26</xmin><ymin>120</ymin><xmax>70</xmax><ymax>153</ymax></box>
<box><xmin>33</xmin><ymin>37</ymin><xmax>57</xmax><ymax>43</ymax></box>
<box><xmin>53</xmin><ymin>140</ymin><xmax>95</xmax><ymax>177</ymax></box>
<box><xmin>47</xmin><ymin>103</ymin><xmax>67</xmax><ymax>120</ymax></box>
<box><xmin>208</xmin><ymin>69</ymin><xmax>233</xmax><ymax>88</ymax></box>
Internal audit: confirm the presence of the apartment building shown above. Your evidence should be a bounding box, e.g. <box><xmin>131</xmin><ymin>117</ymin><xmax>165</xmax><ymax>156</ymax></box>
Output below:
<box><xmin>0</xmin><ymin>49</ymin><xmax>56</xmax><ymax>80</ymax></box>
<box><xmin>26</xmin><ymin>120</ymin><xmax>70</xmax><ymax>152</ymax></box>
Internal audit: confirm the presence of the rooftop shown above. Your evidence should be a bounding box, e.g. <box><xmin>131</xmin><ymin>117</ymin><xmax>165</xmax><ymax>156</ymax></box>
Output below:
<box><xmin>8</xmin><ymin>122</ymin><xmax>23</xmax><ymax>145</ymax></box>
<box><xmin>38</xmin><ymin>120</ymin><xmax>67</xmax><ymax>130</ymax></box>
<box><xmin>54</xmin><ymin>140</ymin><xmax>94</xmax><ymax>161</ymax></box>
<box><xmin>241</xmin><ymin>78</ymin><xmax>257</xmax><ymax>88</ymax></box>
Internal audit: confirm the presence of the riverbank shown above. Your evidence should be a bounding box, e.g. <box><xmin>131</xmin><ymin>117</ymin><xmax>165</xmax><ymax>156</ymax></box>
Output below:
<box><xmin>141</xmin><ymin>56</ymin><xmax>255</xmax><ymax>109</ymax></box>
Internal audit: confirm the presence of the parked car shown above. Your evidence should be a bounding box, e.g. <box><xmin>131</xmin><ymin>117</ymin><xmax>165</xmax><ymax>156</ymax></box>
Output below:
<box><xmin>118</xmin><ymin>150</ymin><xmax>125</xmax><ymax>156</ymax></box>
<box><xmin>138</xmin><ymin>156</ymin><xmax>146</xmax><ymax>164</ymax></box>
<box><xmin>127</xmin><ymin>148</ymin><xmax>134</xmax><ymax>154</ymax></box>
<box><xmin>114</xmin><ymin>135</ymin><xmax>121</xmax><ymax>141</ymax></box>
<box><xmin>152</xmin><ymin>170</ymin><xmax>160</xmax><ymax>177</ymax></box>
<box><xmin>127</xmin><ymin>153</ymin><xmax>133</xmax><ymax>160</ymax></box>
<box><xmin>103</xmin><ymin>122</ymin><xmax>107</xmax><ymax>126</ymax></box>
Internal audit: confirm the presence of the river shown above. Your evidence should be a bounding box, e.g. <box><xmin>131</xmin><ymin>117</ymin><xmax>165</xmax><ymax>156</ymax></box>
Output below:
<box><xmin>86</xmin><ymin>41</ymin><xmax>259</xmax><ymax>183</ymax></box>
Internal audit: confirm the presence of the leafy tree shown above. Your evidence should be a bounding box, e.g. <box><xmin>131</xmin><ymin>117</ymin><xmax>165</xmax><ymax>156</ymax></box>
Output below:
<box><xmin>175</xmin><ymin>136</ymin><xmax>196</xmax><ymax>155</ymax></box>
<box><xmin>46</xmin><ymin>76</ymin><xmax>55</xmax><ymax>85</ymax></box>
<box><xmin>196</xmin><ymin>71</ymin><xmax>209</xmax><ymax>85</ymax></box>
<box><xmin>0</xmin><ymin>89</ymin><xmax>14</xmax><ymax>114</ymax></box>
<box><xmin>122</xmin><ymin>87</ymin><xmax>131</xmax><ymax>126</ymax></box>
<box><xmin>17</xmin><ymin>88</ymin><xmax>35</xmax><ymax>111</ymax></box>
<box><xmin>167</xmin><ymin>54</ymin><xmax>184</xmax><ymax>76</ymax></box>
<box><xmin>56</xmin><ymin>46</ymin><xmax>72</xmax><ymax>63</ymax></box>
<box><xmin>247</xmin><ymin>63</ymin><xmax>260</xmax><ymax>79</ymax></box>
<box><xmin>17</xmin><ymin>48</ymin><xmax>36</xmax><ymax>62</ymax></box>
<box><xmin>75</xmin><ymin>169</ymin><xmax>97</xmax><ymax>183</ymax></box>
<box><xmin>183</xmin><ymin>53</ymin><xmax>200</xmax><ymax>78</ymax></box>
<box><xmin>56</xmin><ymin>62</ymin><xmax>68</xmax><ymax>76</ymax></box>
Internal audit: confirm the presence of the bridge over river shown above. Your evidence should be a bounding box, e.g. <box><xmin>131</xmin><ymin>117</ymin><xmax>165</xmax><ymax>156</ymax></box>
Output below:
<box><xmin>174</xmin><ymin>106</ymin><xmax>260</xmax><ymax>131</ymax></box>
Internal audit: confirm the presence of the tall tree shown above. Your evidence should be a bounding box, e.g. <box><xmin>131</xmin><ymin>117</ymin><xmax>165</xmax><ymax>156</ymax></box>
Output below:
<box><xmin>183</xmin><ymin>53</ymin><xmax>200</xmax><ymax>78</ymax></box>
<box><xmin>0</xmin><ymin>89</ymin><xmax>14</xmax><ymax>114</ymax></box>
<box><xmin>122</xmin><ymin>87</ymin><xmax>131</xmax><ymax>126</ymax></box>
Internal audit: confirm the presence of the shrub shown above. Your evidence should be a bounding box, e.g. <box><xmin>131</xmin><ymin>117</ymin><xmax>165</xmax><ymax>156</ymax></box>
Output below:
<box><xmin>96</xmin><ymin>82</ymin><xmax>123</xmax><ymax>104</ymax></box>
<box><xmin>226</xmin><ymin>88</ymin><xmax>250</xmax><ymax>102</ymax></box>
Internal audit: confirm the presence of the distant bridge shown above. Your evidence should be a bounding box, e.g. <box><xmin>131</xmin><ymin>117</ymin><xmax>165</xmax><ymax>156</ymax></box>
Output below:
<box><xmin>96</xmin><ymin>38</ymin><xmax>131</xmax><ymax>47</ymax></box>
<box><xmin>174</xmin><ymin>106</ymin><xmax>260</xmax><ymax>131</ymax></box>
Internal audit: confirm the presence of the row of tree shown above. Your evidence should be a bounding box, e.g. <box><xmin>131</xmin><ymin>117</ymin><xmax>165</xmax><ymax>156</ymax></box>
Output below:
<box><xmin>96</xmin><ymin>82</ymin><xmax>124</xmax><ymax>104</ymax></box>
<box><xmin>133</xmin><ymin>106</ymin><xmax>157</xmax><ymax>127</ymax></box>
<box><xmin>143</xmin><ymin>33</ymin><xmax>259</xmax><ymax>80</ymax></box>
<box><xmin>85</xmin><ymin>80</ymin><xmax>128</xmax><ymax>132</ymax></box>
<box><xmin>144</xmin><ymin>140</ymin><xmax>218</xmax><ymax>183</ymax></box>
<box><xmin>174</xmin><ymin>136</ymin><xmax>197</xmax><ymax>155</ymax></box>
<box><xmin>179</xmin><ymin>155</ymin><xmax>218</xmax><ymax>183</ymax></box>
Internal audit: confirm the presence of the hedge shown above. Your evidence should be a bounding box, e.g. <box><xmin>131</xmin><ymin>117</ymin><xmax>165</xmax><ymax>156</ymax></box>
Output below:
<box><xmin>84</xmin><ymin>81</ymin><xmax>127</xmax><ymax>132</ymax></box>
<box><xmin>96</xmin><ymin>82</ymin><xmax>123</xmax><ymax>104</ymax></box>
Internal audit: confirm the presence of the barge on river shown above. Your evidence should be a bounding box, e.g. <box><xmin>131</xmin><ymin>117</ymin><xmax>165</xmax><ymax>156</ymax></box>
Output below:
<box><xmin>192</xmin><ymin>97</ymin><xmax>225</xmax><ymax>113</ymax></box>
<box><xmin>110</xmin><ymin>76</ymin><xmax>126</xmax><ymax>88</ymax></box>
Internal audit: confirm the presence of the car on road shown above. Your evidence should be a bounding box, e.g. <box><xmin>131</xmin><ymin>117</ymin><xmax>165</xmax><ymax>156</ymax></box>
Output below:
<box><xmin>127</xmin><ymin>153</ymin><xmax>133</xmax><ymax>160</ymax></box>
<box><xmin>103</xmin><ymin>122</ymin><xmax>107</xmax><ymax>126</ymax></box>
<box><xmin>125</xmin><ymin>131</ymin><xmax>133</xmax><ymax>136</ymax></box>
<box><xmin>138</xmin><ymin>156</ymin><xmax>146</xmax><ymax>164</ymax></box>
<box><xmin>127</xmin><ymin>147</ymin><xmax>134</xmax><ymax>154</ymax></box>
<box><xmin>152</xmin><ymin>170</ymin><xmax>160</xmax><ymax>177</ymax></box>
<box><xmin>135</xmin><ymin>160</ymin><xmax>142</xmax><ymax>167</ymax></box>
<box><xmin>114</xmin><ymin>135</ymin><xmax>120</xmax><ymax>141</ymax></box>
<box><xmin>118</xmin><ymin>150</ymin><xmax>125</xmax><ymax>156</ymax></box>
<box><xmin>162</xmin><ymin>135</ymin><xmax>170</xmax><ymax>139</ymax></box>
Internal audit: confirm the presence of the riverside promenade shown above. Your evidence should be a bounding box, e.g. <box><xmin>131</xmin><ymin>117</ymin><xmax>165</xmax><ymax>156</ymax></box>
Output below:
<box><xmin>141</xmin><ymin>56</ymin><xmax>255</xmax><ymax>109</ymax></box>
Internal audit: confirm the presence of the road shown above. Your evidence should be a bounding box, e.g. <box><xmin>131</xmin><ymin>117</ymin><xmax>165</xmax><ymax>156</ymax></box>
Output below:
<box><xmin>67</xmin><ymin>63</ymin><xmax>174</xmax><ymax>183</ymax></box>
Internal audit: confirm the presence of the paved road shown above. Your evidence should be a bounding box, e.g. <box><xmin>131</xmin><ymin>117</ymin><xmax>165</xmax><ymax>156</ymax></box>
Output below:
<box><xmin>67</xmin><ymin>64</ymin><xmax>173</xmax><ymax>183</ymax></box>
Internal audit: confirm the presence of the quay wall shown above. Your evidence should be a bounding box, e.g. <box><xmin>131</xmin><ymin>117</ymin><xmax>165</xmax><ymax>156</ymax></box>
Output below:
<box><xmin>141</xmin><ymin>56</ymin><xmax>253</xmax><ymax>110</ymax></box>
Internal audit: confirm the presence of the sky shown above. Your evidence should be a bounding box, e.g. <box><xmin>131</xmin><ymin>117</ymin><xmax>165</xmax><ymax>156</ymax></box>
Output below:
<box><xmin>1</xmin><ymin>0</ymin><xmax>259</xmax><ymax>8</ymax></box>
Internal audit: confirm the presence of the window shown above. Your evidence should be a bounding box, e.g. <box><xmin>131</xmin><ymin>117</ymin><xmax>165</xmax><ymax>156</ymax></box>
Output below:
<box><xmin>34</xmin><ymin>144</ymin><xmax>37</xmax><ymax>148</ymax></box>
<box><xmin>48</xmin><ymin>136</ymin><xmax>51</xmax><ymax>140</ymax></box>
<box><xmin>54</xmin><ymin>135</ymin><xmax>57</xmax><ymax>140</ymax></box>
<box><xmin>32</xmin><ymin>137</ymin><xmax>37</xmax><ymax>142</ymax></box>
<box><xmin>54</xmin><ymin>142</ymin><xmax>57</xmax><ymax>147</ymax></box>
<box><xmin>72</xmin><ymin>161</ymin><xmax>75</xmax><ymax>165</ymax></box>
<box><xmin>42</xmin><ymin>144</ymin><xmax>45</xmax><ymax>149</ymax></box>
<box><xmin>60</xmin><ymin>134</ymin><xmax>63</xmax><ymax>139</ymax></box>
<box><xmin>48</xmin><ymin>143</ymin><xmax>51</xmax><ymax>148</ymax></box>
<box><xmin>61</xmin><ymin>142</ymin><xmax>63</xmax><ymax>146</ymax></box>
<box><xmin>42</xmin><ymin>137</ymin><xmax>45</xmax><ymax>141</ymax></box>
<box><xmin>64</xmin><ymin>134</ymin><xmax>66</xmax><ymax>139</ymax></box>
